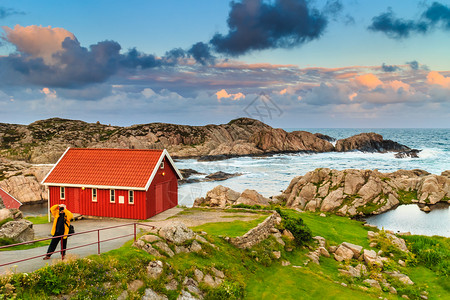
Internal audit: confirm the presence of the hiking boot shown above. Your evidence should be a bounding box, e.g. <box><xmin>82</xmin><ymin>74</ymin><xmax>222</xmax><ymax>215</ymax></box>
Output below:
<box><xmin>43</xmin><ymin>256</ymin><xmax>51</xmax><ymax>260</ymax></box>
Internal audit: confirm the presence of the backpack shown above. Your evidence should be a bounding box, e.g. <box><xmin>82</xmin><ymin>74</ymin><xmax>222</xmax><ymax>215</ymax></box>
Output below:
<box><xmin>65</xmin><ymin>220</ymin><xmax>75</xmax><ymax>234</ymax></box>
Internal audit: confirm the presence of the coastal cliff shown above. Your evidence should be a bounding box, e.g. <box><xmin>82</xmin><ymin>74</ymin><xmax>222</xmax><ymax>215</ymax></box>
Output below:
<box><xmin>0</xmin><ymin>118</ymin><xmax>409</xmax><ymax>164</ymax></box>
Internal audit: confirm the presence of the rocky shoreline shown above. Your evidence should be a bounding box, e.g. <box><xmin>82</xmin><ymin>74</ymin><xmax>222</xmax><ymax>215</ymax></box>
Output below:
<box><xmin>0</xmin><ymin>117</ymin><xmax>412</xmax><ymax>164</ymax></box>
<box><xmin>194</xmin><ymin>168</ymin><xmax>450</xmax><ymax>218</ymax></box>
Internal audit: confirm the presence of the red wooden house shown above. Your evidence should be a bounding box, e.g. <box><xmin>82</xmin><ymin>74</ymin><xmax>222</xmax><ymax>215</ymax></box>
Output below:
<box><xmin>0</xmin><ymin>187</ymin><xmax>22</xmax><ymax>209</ymax></box>
<box><xmin>41</xmin><ymin>148</ymin><xmax>183</xmax><ymax>220</ymax></box>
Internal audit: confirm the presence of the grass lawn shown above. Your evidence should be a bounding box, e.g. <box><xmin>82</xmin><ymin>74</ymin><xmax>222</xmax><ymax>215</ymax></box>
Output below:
<box><xmin>191</xmin><ymin>215</ymin><xmax>268</xmax><ymax>237</ymax></box>
<box><xmin>25</xmin><ymin>215</ymin><xmax>49</xmax><ymax>224</ymax></box>
<box><xmin>0</xmin><ymin>239</ymin><xmax>50</xmax><ymax>251</ymax></box>
<box><xmin>295</xmin><ymin>211</ymin><xmax>374</xmax><ymax>248</ymax></box>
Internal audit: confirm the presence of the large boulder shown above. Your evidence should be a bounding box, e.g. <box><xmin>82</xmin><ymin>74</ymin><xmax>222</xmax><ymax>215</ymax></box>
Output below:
<box><xmin>158</xmin><ymin>222</ymin><xmax>195</xmax><ymax>244</ymax></box>
<box><xmin>0</xmin><ymin>219</ymin><xmax>34</xmax><ymax>242</ymax></box>
<box><xmin>235</xmin><ymin>189</ymin><xmax>270</xmax><ymax>206</ymax></box>
<box><xmin>0</xmin><ymin>208</ymin><xmax>13</xmax><ymax>223</ymax></box>
<box><xmin>335</xmin><ymin>133</ymin><xmax>409</xmax><ymax>153</ymax></box>
<box><xmin>334</xmin><ymin>244</ymin><xmax>354</xmax><ymax>261</ymax></box>
<box><xmin>193</xmin><ymin>185</ymin><xmax>240</xmax><ymax>207</ymax></box>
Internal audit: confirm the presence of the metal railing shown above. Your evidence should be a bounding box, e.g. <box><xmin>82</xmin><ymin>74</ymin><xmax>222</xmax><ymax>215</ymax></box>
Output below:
<box><xmin>0</xmin><ymin>222</ymin><xmax>156</xmax><ymax>268</ymax></box>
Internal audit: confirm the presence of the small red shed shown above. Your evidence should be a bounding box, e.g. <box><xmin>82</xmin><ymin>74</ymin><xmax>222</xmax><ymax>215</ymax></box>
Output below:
<box><xmin>0</xmin><ymin>187</ymin><xmax>22</xmax><ymax>209</ymax></box>
<box><xmin>41</xmin><ymin>148</ymin><xmax>183</xmax><ymax>220</ymax></box>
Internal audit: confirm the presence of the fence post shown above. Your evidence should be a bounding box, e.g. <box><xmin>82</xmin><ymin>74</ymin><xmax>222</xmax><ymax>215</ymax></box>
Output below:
<box><xmin>97</xmin><ymin>230</ymin><xmax>100</xmax><ymax>255</ymax></box>
<box><xmin>60</xmin><ymin>236</ymin><xmax>63</xmax><ymax>256</ymax></box>
<box><xmin>134</xmin><ymin>223</ymin><xmax>137</xmax><ymax>242</ymax></box>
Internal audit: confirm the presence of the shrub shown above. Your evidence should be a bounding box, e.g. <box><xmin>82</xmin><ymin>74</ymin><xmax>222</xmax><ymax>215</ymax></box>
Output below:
<box><xmin>205</xmin><ymin>280</ymin><xmax>245</xmax><ymax>300</ymax></box>
<box><xmin>275</xmin><ymin>208</ymin><xmax>312</xmax><ymax>246</ymax></box>
<box><xmin>403</xmin><ymin>235</ymin><xmax>450</xmax><ymax>276</ymax></box>
<box><xmin>0</xmin><ymin>237</ymin><xmax>16</xmax><ymax>246</ymax></box>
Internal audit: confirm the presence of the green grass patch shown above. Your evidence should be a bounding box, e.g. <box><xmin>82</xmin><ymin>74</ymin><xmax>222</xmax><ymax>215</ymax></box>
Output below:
<box><xmin>25</xmin><ymin>215</ymin><xmax>49</xmax><ymax>224</ymax></box>
<box><xmin>397</xmin><ymin>190</ymin><xmax>418</xmax><ymax>204</ymax></box>
<box><xmin>221</xmin><ymin>214</ymin><xmax>254</xmax><ymax>219</ymax></box>
<box><xmin>192</xmin><ymin>215</ymin><xmax>268</xmax><ymax>237</ymax></box>
<box><xmin>0</xmin><ymin>218</ymin><xmax>13</xmax><ymax>227</ymax></box>
<box><xmin>296</xmin><ymin>210</ymin><xmax>373</xmax><ymax>248</ymax></box>
<box><xmin>0</xmin><ymin>239</ymin><xmax>51</xmax><ymax>251</ymax></box>
<box><xmin>403</xmin><ymin>235</ymin><xmax>450</xmax><ymax>276</ymax></box>
<box><xmin>245</xmin><ymin>262</ymin><xmax>380</xmax><ymax>300</ymax></box>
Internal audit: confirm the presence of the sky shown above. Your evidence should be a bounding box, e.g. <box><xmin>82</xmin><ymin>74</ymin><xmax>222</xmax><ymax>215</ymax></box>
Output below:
<box><xmin>0</xmin><ymin>0</ymin><xmax>450</xmax><ymax>128</ymax></box>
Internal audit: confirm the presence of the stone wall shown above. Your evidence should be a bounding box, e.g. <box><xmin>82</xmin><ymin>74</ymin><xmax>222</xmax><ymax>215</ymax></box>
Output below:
<box><xmin>230</xmin><ymin>212</ymin><xmax>280</xmax><ymax>249</ymax></box>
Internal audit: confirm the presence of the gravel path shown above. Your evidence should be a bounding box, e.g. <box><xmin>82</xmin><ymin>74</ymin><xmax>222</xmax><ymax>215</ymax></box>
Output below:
<box><xmin>0</xmin><ymin>207</ymin><xmax>262</xmax><ymax>275</ymax></box>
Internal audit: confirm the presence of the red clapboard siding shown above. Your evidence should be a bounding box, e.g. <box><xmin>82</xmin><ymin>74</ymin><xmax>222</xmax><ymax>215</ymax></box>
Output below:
<box><xmin>45</xmin><ymin>149</ymin><xmax>181</xmax><ymax>220</ymax></box>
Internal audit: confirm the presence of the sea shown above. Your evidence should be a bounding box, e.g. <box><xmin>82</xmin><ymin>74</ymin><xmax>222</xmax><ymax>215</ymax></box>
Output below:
<box><xmin>177</xmin><ymin>128</ymin><xmax>450</xmax><ymax>237</ymax></box>
<box><xmin>177</xmin><ymin>128</ymin><xmax>450</xmax><ymax>206</ymax></box>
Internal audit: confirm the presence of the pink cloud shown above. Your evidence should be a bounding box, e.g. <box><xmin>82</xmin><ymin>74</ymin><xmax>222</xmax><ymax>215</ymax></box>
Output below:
<box><xmin>353</xmin><ymin>73</ymin><xmax>383</xmax><ymax>89</ymax></box>
<box><xmin>215</xmin><ymin>89</ymin><xmax>245</xmax><ymax>101</ymax></box>
<box><xmin>3</xmin><ymin>25</ymin><xmax>76</xmax><ymax>65</ymax></box>
<box><xmin>427</xmin><ymin>71</ymin><xmax>450</xmax><ymax>89</ymax></box>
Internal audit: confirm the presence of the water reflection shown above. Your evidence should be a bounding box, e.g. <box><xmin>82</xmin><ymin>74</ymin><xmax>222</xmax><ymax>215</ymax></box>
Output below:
<box><xmin>365</xmin><ymin>204</ymin><xmax>450</xmax><ymax>237</ymax></box>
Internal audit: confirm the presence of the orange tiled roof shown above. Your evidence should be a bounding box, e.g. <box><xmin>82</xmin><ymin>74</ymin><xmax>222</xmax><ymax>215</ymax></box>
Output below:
<box><xmin>43</xmin><ymin>148</ymin><xmax>166</xmax><ymax>189</ymax></box>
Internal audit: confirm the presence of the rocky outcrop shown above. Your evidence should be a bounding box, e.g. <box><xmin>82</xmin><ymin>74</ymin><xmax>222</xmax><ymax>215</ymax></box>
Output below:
<box><xmin>281</xmin><ymin>168</ymin><xmax>450</xmax><ymax>216</ymax></box>
<box><xmin>0</xmin><ymin>117</ymin><xmax>410</xmax><ymax>164</ymax></box>
<box><xmin>134</xmin><ymin>222</ymin><xmax>216</xmax><ymax>258</ymax></box>
<box><xmin>314</xmin><ymin>133</ymin><xmax>336</xmax><ymax>142</ymax></box>
<box><xmin>335</xmin><ymin>133</ymin><xmax>409</xmax><ymax>153</ymax></box>
<box><xmin>250</xmin><ymin>129</ymin><xmax>334</xmax><ymax>153</ymax></box>
<box><xmin>395</xmin><ymin>149</ymin><xmax>421</xmax><ymax>159</ymax></box>
<box><xmin>0</xmin><ymin>158</ymin><xmax>51</xmax><ymax>204</ymax></box>
<box><xmin>193</xmin><ymin>185</ymin><xmax>271</xmax><ymax>207</ymax></box>
<box><xmin>0</xmin><ymin>219</ymin><xmax>34</xmax><ymax>242</ymax></box>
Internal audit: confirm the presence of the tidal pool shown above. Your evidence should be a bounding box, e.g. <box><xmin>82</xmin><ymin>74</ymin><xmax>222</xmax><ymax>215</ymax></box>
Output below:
<box><xmin>365</xmin><ymin>204</ymin><xmax>450</xmax><ymax>237</ymax></box>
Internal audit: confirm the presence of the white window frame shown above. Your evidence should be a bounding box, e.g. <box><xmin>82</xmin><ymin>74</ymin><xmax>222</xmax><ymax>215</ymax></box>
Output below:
<box><xmin>92</xmin><ymin>188</ymin><xmax>97</xmax><ymax>202</ymax></box>
<box><xmin>110</xmin><ymin>189</ymin><xmax>115</xmax><ymax>203</ymax></box>
<box><xmin>160</xmin><ymin>161</ymin><xmax>164</xmax><ymax>169</ymax></box>
<box><xmin>60</xmin><ymin>187</ymin><xmax>65</xmax><ymax>200</ymax></box>
<box><xmin>129</xmin><ymin>190</ymin><xmax>134</xmax><ymax>204</ymax></box>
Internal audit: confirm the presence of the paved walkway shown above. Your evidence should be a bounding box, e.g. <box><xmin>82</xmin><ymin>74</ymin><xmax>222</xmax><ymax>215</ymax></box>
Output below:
<box><xmin>0</xmin><ymin>207</ymin><xmax>261</xmax><ymax>275</ymax></box>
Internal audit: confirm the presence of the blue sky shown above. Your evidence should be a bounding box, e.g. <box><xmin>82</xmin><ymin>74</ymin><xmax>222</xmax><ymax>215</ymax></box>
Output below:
<box><xmin>0</xmin><ymin>0</ymin><xmax>449</xmax><ymax>128</ymax></box>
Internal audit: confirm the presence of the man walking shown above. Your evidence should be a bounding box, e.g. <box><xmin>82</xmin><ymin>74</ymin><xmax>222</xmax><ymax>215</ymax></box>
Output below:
<box><xmin>43</xmin><ymin>204</ymin><xmax>73</xmax><ymax>260</ymax></box>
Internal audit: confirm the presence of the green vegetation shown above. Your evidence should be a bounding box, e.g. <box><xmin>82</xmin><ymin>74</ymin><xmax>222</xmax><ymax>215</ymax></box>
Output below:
<box><xmin>25</xmin><ymin>215</ymin><xmax>49</xmax><ymax>225</ymax></box>
<box><xmin>299</xmin><ymin>211</ymin><xmax>374</xmax><ymax>248</ymax></box>
<box><xmin>0</xmin><ymin>209</ymin><xmax>448</xmax><ymax>299</ymax></box>
<box><xmin>276</xmin><ymin>208</ymin><xmax>312</xmax><ymax>246</ymax></box>
<box><xmin>192</xmin><ymin>215</ymin><xmax>268</xmax><ymax>237</ymax></box>
<box><xmin>403</xmin><ymin>235</ymin><xmax>450</xmax><ymax>276</ymax></box>
<box><xmin>0</xmin><ymin>239</ymin><xmax>50</xmax><ymax>251</ymax></box>
<box><xmin>0</xmin><ymin>218</ymin><xmax>13</xmax><ymax>228</ymax></box>
<box><xmin>397</xmin><ymin>190</ymin><xmax>418</xmax><ymax>204</ymax></box>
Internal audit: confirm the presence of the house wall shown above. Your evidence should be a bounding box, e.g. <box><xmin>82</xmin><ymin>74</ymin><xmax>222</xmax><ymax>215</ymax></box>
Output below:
<box><xmin>49</xmin><ymin>186</ymin><xmax>147</xmax><ymax>219</ymax></box>
<box><xmin>145</xmin><ymin>156</ymin><xmax>178</xmax><ymax>218</ymax></box>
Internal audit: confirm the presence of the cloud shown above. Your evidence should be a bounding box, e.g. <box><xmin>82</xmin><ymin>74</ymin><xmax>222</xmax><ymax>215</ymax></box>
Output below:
<box><xmin>210</xmin><ymin>0</ymin><xmax>327</xmax><ymax>56</ymax></box>
<box><xmin>40</xmin><ymin>87</ymin><xmax>57</xmax><ymax>99</ymax></box>
<box><xmin>406</xmin><ymin>60</ymin><xmax>419</xmax><ymax>70</ymax></box>
<box><xmin>427</xmin><ymin>71</ymin><xmax>450</xmax><ymax>89</ymax></box>
<box><xmin>0</xmin><ymin>7</ymin><xmax>24</xmax><ymax>19</ymax></box>
<box><xmin>422</xmin><ymin>2</ymin><xmax>450</xmax><ymax>29</ymax></box>
<box><xmin>3</xmin><ymin>25</ymin><xmax>76</xmax><ymax>65</ymax></box>
<box><xmin>368</xmin><ymin>2</ymin><xmax>450</xmax><ymax>39</ymax></box>
<box><xmin>188</xmin><ymin>42</ymin><xmax>215</xmax><ymax>65</ymax></box>
<box><xmin>368</xmin><ymin>9</ymin><xmax>428</xmax><ymax>39</ymax></box>
<box><xmin>215</xmin><ymin>89</ymin><xmax>246</xmax><ymax>100</ymax></box>
<box><xmin>381</xmin><ymin>63</ymin><xmax>400</xmax><ymax>72</ymax></box>
<box><xmin>353</xmin><ymin>73</ymin><xmax>383</xmax><ymax>89</ymax></box>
